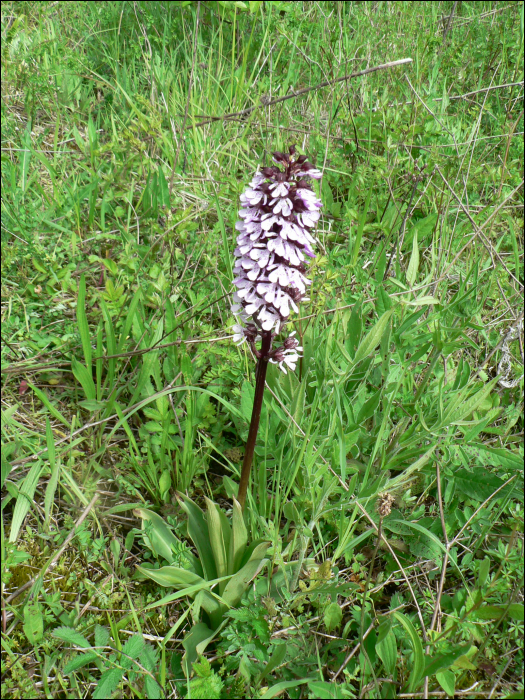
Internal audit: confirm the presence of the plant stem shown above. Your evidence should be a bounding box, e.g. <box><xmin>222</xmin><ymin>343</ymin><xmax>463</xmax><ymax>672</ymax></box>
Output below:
<box><xmin>237</xmin><ymin>331</ymin><xmax>272</xmax><ymax>510</ymax></box>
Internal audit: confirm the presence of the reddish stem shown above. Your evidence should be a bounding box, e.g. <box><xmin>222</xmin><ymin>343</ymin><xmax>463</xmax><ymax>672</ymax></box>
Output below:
<box><xmin>237</xmin><ymin>331</ymin><xmax>272</xmax><ymax>510</ymax></box>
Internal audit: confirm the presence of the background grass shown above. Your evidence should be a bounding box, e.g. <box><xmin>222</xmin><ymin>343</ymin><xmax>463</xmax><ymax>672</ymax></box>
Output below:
<box><xmin>1</xmin><ymin>1</ymin><xmax>523</xmax><ymax>698</ymax></box>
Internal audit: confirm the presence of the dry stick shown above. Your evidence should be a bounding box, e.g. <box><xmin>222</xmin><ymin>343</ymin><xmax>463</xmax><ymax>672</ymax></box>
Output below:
<box><xmin>353</xmin><ymin>501</ymin><xmax>429</xmax><ymax>643</ymax></box>
<box><xmin>5</xmin><ymin>493</ymin><xmax>100</xmax><ymax>604</ymax></box>
<box><xmin>189</xmin><ymin>58</ymin><xmax>413</xmax><ymax>129</ymax></box>
<box><xmin>9</xmin><ymin>373</ymin><xmax>183</xmax><ymax>468</ymax></box>
<box><xmin>441</xmin><ymin>0</ymin><xmax>460</xmax><ymax>43</ymax></box>
<box><xmin>332</xmin><ymin>621</ymin><xmax>376</xmax><ymax>682</ymax></box>
<box><xmin>436</xmin><ymin>168</ymin><xmax>524</xmax><ymax>289</ymax></box>
<box><xmin>438</xmin><ymin>178</ymin><xmax>525</xmax><ymax>283</ymax></box>
<box><xmin>422</xmin><ymin>472</ymin><xmax>518</xmax><ymax>697</ymax></box>
<box><xmin>237</xmin><ymin>331</ymin><xmax>272</xmax><ymax>510</ymax></box>
<box><xmin>169</xmin><ymin>0</ymin><xmax>200</xmax><ymax>195</ymax></box>
<box><xmin>474</xmin><ymin>310</ymin><xmax>524</xmax><ymax>377</ymax></box>
<box><xmin>263</xmin><ymin>382</ymin><xmax>349</xmax><ymax>492</ymax></box>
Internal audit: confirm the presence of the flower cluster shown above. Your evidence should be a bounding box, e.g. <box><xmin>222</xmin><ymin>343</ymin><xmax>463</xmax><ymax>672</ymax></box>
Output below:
<box><xmin>231</xmin><ymin>146</ymin><xmax>322</xmax><ymax>372</ymax></box>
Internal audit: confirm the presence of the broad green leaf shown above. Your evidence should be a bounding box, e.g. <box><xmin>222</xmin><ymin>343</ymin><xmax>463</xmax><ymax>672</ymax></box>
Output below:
<box><xmin>134</xmin><ymin>508</ymin><xmax>182</xmax><ymax>563</ymax></box>
<box><xmin>454</xmin><ymin>468</ymin><xmax>515</xmax><ymax>503</ymax></box>
<box><xmin>71</xmin><ymin>359</ymin><xmax>97</xmax><ymax>401</ymax></box>
<box><xmin>423</xmin><ymin>645</ymin><xmax>471</xmax><ymax>678</ymax></box>
<box><xmin>117</xmin><ymin>287</ymin><xmax>142</xmax><ymax>353</ymax></box>
<box><xmin>177</xmin><ymin>494</ymin><xmax>218</xmax><ymax>581</ymax></box>
<box><xmin>350</xmin><ymin>187</ymin><xmax>372</xmax><ymax>267</ymax></box>
<box><xmin>205</xmin><ymin>498</ymin><xmax>231</xmax><ymax>589</ymax></box>
<box><xmin>95</xmin><ymin>624</ymin><xmax>110</xmax><ymax>647</ymax></box>
<box><xmin>136</xmin><ymin>564</ymin><xmax>205</xmax><ymax>589</ymax></box>
<box><xmin>306</xmin><ymin>680</ymin><xmax>347</xmax><ymax>698</ymax></box>
<box><xmin>401</xmin><ymin>295</ymin><xmax>440</xmax><ymax>306</ymax></box>
<box><xmin>229</xmin><ymin>498</ymin><xmax>248</xmax><ymax>574</ymax></box>
<box><xmin>260</xmin><ymin>678</ymin><xmax>316</xmax><ymax>698</ymax></box>
<box><xmin>376</xmin><ymin>630</ymin><xmax>397</xmax><ymax>675</ymax></box>
<box><xmin>258</xmin><ymin>643</ymin><xmax>287</xmax><ymax>683</ymax></box>
<box><xmin>23</xmin><ymin>601</ymin><xmax>43</xmax><ymax>644</ymax></box>
<box><xmin>182</xmin><ymin>622</ymin><xmax>216</xmax><ymax>675</ymax></box>
<box><xmin>389</xmin><ymin>520</ymin><xmax>447</xmax><ymax>559</ymax></box>
<box><xmin>52</xmin><ymin>626</ymin><xmax>92</xmax><ymax>648</ymax></box>
<box><xmin>63</xmin><ymin>652</ymin><xmax>99</xmax><ymax>674</ymax></box>
<box><xmin>440</xmin><ymin>376</ymin><xmax>499</xmax><ymax>427</ymax></box>
<box><xmin>120</xmin><ymin>634</ymin><xmax>145</xmax><ymax>669</ymax></box>
<box><xmin>9</xmin><ymin>461</ymin><xmax>44</xmax><ymax>543</ymax></box>
<box><xmin>393</xmin><ymin>611</ymin><xmax>425</xmax><ymax>692</ymax></box>
<box><xmin>436</xmin><ymin>670</ymin><xmax>455</xmax><ymax>696</ymax></box>
<box><xmin>353</xmin><ymin>308</ymin><xmax>394</xmax><ymax>367</ymax></box>
<box><xmin>324</xmin><ymin>602</ymin><xmax>343</xmax><ymax>632</ymax></box>
<box><xmin>406</xmin><ymin>230</ymin><xmax>419</xmax><ymax>286</ymax></box>
<box><xmin>222</xmin><ymin>543</ymin><xmax>270</xmax><ymax>608</ymax></box>
<box><xmin>473</xmin><ymin>604</ymin><xmax>524</xmax><ymax>621</ymax></box>
<box><xmin>93</xmin><ymin>668</ymin><xmax>124</xmax><ymax>699</ymax></box>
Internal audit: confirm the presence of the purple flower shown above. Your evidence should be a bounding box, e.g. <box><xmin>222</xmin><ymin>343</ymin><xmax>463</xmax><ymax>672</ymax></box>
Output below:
<box><xmin>231</xmin><ymin>147</ymin><xmax>322</xmax><ymax>371</ymax></box>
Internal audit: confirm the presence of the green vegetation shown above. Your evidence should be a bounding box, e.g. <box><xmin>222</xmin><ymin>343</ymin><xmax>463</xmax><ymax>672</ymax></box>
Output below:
<box><xmin>1</xmin><ymin>1</ymin><xmax>523</xmax><ymax>698</ymax></box>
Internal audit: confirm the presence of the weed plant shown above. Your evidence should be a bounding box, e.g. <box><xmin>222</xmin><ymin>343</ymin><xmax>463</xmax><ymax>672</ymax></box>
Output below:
<box><xmin>1</xmin><ymin>2</ymin><xmax>523</xmax><ymax>699</ymax></box>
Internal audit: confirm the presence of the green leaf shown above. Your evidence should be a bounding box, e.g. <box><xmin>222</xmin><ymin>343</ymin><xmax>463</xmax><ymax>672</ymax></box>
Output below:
<box><xmin>393</xmin><ymin>611</ymin><xmax>425</xmax><ymax>692</ymax></box>
<box><xmin>93</xmin><ymin>668</ymin><xmax>124</xmax><ymax>699</ymax></box>
<box><xmin>401</xmin><ymin>295</ymin><xmax>440</xmax><ymax>306</ymax></box>
<box><xmin>27</xmin><ymin>382</ymin><xmax>71</xmax><ymax>428</ymax></box>
<box><xmin>205</xmin><ymin>498</ymin><xmax>231</xmax><ymax>588</ymax></box>
<box><xmin>134</xmin><ymin>508</ymin><xmax>182</xmax><ymax>563</ymax></box>
<box><xmin>72</xmin><ymin>358</ymin><xmax>97</xmax><ymax>401</ymax></box>
<box><xmin>222</xmin><ymin>542</ymin><xmax>269</xmax><ymax>608</ymax></box>
<box><xmin>307</xmin><ymin>680</ymin><xmax>347</xmax><ymax>698</ymax></box>
<box><xmin>350</xmin><ymin>187</ymin><xmax>372</xmax><ymax>267</ymax></box>
<box><xmin>423</xmin><ymin>645</ymin><xmax>471</xmax><ymax>678</ymax></box>
<box><xmin>323</xmin><ymin>602</ymin><xmax>343</xmax><ymax>632</ymax></box>
<box><xmin>356</xmin><ymin>389</ymin><xmax>381</xmax><ymax>424</ymax></box>
<box><xmin>23</xmin><ymin>601</ymin><xmax>44</xmax><ymax>644</ymax></box>
<box><xmin>9</xmin><ymin>461</ymin><xmax>44</xmax><ymax>543</ymax></box>
<box><xmin>477</xmin><ymin>557</ymin><xmax>490</xmax><ymax>588</ymax></box>
<box><xmin>258</xmin><ymin>644</ymin><xmax>287</xmax><ymax>683</ymax></box>
<box><xmin>406</xmin><ymin>230</ymin><xmax>419</xmax><ymax>286</ymax></box>
<box><xmin>76</xmin><ymin>273</ymin><xmax>92</xmax><ymax>370</ymax></box>
<box><xmin>44</xmin><ymin>417</ymin><xmax>59</xmax><ymax>528</ymax></box>
<box><xmin>353</xmin><ymin>308</ymin><xmax>394</xmax><ymax>367</ymax></box>
<box><xmin>229</xmin><ymin>498</ymin><xmax>248</xmax><ymax>574</ymax></box>
<box><xmin>473</xmin><ymin>604</ymin><xmax>524</xmax><ymax>621</ymax></box>
<box><xmin>95</xmin><ymin>624</ymin><xmax>110</xmax><ymax>648</ymax></box>
<box><xmin>440</xmin><ymin>376</ymin><xmax>499</xmax><ymax>427</ymax></box>
<box><xmin>454</xmin><ymin>468</ymin><xmax>514</xmax><ymax>503</ymax></box>
<box><xmin>120</xmin><ymin>634</ymin><xmax>145</xmax><ymax>669</ymax></box>
<box><xmin>376</xmin><ymin>630</ymin><xmax>397</xmax><ymax>675</ymax></box>
<box><xmin>117</xmin><ymin>288</ymin><xmax>142</xmax><ymax>353</ymax></box>
<box><xmin>182</xmin><ymin>622</ymin><xmax>216</xmax><ymax>676</ymax></box>
<box><xmin>177</xmin><ymin>494</ymin><xmax>218</xmax><ymax>581</ymax></box>
<box><xmin>63</xmin><ymin>652</ymin><xmax>99</xmax><ymax>674</ymax></box>
<box><xmin>52</xmin><ymin>626</ymin><xmax>92</xmax><ymax>648</ymax></box>
<box><xmin>215</xmin><ymin>192</ymin><xmax>233</xmax><ymax>284</ymax></box>
<box><xmin>260</xmin><ymin>678</ymin><xmax>316</xmax><ymax>698</ymax></box>
<box><xmin>435</xmin><ymin>670</ymin><xmax>455</xmax><ymax>696</ymax></box>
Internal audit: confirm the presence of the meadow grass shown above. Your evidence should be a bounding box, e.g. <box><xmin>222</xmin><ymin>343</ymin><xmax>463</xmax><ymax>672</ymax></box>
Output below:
<box><xmin>1</xmin><ymin>2</ymin><xmax>523</xmax><ymax>698</ymax></box>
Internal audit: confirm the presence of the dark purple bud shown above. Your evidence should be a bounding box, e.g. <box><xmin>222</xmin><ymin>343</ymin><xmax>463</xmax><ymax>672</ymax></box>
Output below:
<box><xmin>261</xmin><ymin>167</ymin><xmax>275</xmax><ymax>177</ymax></box>
<box><xmin>296</xmin><ymin>155</ymin><xmax>307</xmax><ymax>164</ymax></box>
<box><xmin>289</xmin><ymin>144</ymin><xmax>296</xmax><ymax>155</ymax></box>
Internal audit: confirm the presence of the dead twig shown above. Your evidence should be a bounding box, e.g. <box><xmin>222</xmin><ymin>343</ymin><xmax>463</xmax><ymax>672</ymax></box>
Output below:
<box><xmin>189</xmin><ymin>58</ymin><xmax>413</xmax><ymax>129</ymax></box>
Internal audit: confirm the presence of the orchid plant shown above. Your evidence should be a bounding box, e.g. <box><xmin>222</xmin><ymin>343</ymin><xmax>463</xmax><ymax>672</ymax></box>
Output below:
<box><xmin>231</xmin><ymin>146</ymin><xmax>323</xmax><ymax>509</ymax></box>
